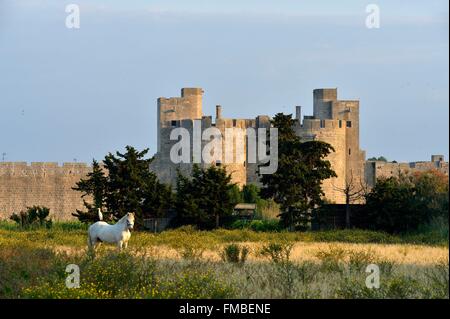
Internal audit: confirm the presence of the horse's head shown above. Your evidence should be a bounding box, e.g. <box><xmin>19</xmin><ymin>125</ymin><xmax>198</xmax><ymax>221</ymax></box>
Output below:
<box><xmin>126</xmin><ymin>212</ymin><xmax>135</xmax><ymax>230</ymax></box>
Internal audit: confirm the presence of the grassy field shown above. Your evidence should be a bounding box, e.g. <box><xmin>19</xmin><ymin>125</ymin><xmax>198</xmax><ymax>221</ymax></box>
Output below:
<box><xmin>0</xmin><ymin>222</ymin><xmax>448</xmax><ymax>299</ymax></box>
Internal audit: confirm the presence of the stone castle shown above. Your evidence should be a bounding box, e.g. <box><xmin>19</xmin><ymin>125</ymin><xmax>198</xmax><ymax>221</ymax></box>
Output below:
<box><xmin>150</xmin><ymin>87</ymin><xmax>366</xmax><ymax>204</ymax></box>
<box><xmin>0</xmin><ymin>87</ymin><xmax>447</xmax><ymax>220</ymax></box>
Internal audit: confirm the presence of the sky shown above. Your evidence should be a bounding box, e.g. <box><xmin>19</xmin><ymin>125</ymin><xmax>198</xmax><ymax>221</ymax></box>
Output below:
<box><xmin>0</xmin><ymin>0</ymin><xmax>448</xmax><ymax>164</ymax></box>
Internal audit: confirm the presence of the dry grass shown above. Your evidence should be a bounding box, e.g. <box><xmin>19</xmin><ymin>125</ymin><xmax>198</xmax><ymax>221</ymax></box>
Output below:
<box><xmin>1</xmin><ymin>224</ymin><xmax>448</xmax><ymax>299</ymax></box>
<box><xmin>49</xmin><ymin>242</ymin><xmax>448</xmax><ymax>267</ymax></box>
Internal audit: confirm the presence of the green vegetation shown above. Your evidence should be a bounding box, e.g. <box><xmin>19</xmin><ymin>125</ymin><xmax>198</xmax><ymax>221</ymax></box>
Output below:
<box><xmin>67</xmin><ymin>143</ymin><xmax>448</xmax><ymax>239</ymax></box>
<box><xmin>175</xmin><ymin>164</ymin><xmax>238</xmax><ymax>229</ymax></box>
<box><xmin>1</xmin><ymin>230</ymin><xmax>447</xmax><ymax>299</ymax></box>
<box><xmin>9</xmin><ymin>206</ymin><xmax>53</xmax><ymax>229</ymax></box>
<box><xmin>367</xmin><ymin>156</ymin><xmax>388</xmax><ymax>162</ymax></box>
<box><xmin>16</xmin><ymin>249</ymin><xmax>234</xmax><ymax>299</ymax></box>
<box><xmin>73</xmin><ymin>146</ymin><xmax>172</xmax><ymax>226</ymax></box>
<box><xmin>229</xmin><ymin>219</ymin><xmax>282</xmax><ymax>232</ymax></box>
<box><xmin>362</xmin><ymin>170</ymin><xmax>449</xmax><ymax>234</ymax></box>
<box><xmin>221</xmin><ymin>244</ymin><xmax>249</xmax><ymax>265</ymax></box>
<box><xmin>260</xmin><ymin>113</ymin><xmax>336</xmax><ymax>230</ymax></box>
<box><xmin>0</xmin><ymin>222</ymin><xmax>447</xmax><ymax>248</ymax></box>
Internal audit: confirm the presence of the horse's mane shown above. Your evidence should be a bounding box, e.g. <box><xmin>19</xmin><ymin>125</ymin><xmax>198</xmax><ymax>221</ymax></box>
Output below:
<box><xmin>117</xmin><ymin>214</ymin><xmax>128</xmax><ymax>224</ymax></box>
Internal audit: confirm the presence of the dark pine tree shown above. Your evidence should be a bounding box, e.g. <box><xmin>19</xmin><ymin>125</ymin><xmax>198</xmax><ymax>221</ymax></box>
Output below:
<box><xmin>175</xmin><ymin>164</ymin><xmax>238</xmax><ymax>229</ymax></box>
<box><xmin>72</xmin><ymin>146</ymin><xmax>172</xmax><ymax>227</ymax></box>
<box><xmin>260</xmin><ymin>113</ymin><xmax>337</xmax><ymax>230</ymax></box>
<box><xmin>72</xmin><ymin>160</ymin><xmax>109</xmax><ymax>222</ymax></box>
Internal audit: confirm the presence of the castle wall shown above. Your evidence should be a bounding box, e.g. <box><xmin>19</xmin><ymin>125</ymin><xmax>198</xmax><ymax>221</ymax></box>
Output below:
<box><xmin>366</xmin><ymin>156</ymin><xmax>449</xmax><ymax>187</ymax></box>
<box><xmin>0</xmin><ymin>162</ymin><xmax>91</xmax><ymax>220</ymax></box>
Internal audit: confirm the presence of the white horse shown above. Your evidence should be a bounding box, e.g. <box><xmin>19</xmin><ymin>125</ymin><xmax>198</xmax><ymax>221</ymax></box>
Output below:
<box><xmin>87</xmin><ymin>209</ymin><xmax>135</xmax><ymax>252</ymax></box>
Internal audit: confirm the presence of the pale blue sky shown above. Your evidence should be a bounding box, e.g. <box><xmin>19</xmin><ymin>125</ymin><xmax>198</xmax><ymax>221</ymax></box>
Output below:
<box><xmin>0</xmin><ymin>0</ymin><xmax>448</xmax><ymax>163</ymax></box>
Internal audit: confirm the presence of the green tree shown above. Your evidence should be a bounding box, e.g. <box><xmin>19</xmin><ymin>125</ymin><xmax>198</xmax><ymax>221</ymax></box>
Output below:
<box><xmin>363</xmin><ymin>176</ymin><xmax>420</xmax><ymax>233</ymax></box>
<box><xmin>368</xmin><ymin>156</ymin><xmax>388</xmax><ymax>162</ymax></box>
<box><xmin>411</xmin><ymin>170</ymin><xmax>449</xmax><ymax>218</ymax></box>
<box><xmin>73</xmin><ymin>146</ymin><xmax>172</xmax><ymax>227</ymax></box>
<box><xmin>242</xmin><ymin>184</ymin><xmax>260</xmax><ymax>203</ymax></box>
<box><xmin>229</xmin><ymin>184</ymin><xmax>244</xmax><ymax>204</ymax></box>
<box><xmin>175</xmin><ymin>164</ymin><xmax>238</xmax><ymax>229</ymax></box>
<box><xmin>363</xmin><ymin>170</ymin><xmax>449</xmax><ymax>234</ymax></box>
<box><xmin>72</xmin><ymin>160</ymin><xmax>109</xmax><ymax>222</ymax></box>
<box><xmin>260</xmin><ymin>113</ymin><xmax>336</xmax><ymax>230</ymax></box>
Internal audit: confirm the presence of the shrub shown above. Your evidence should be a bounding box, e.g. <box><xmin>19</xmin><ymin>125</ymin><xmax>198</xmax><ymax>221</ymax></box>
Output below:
<box><xmin>173</xmin><ymin>233</ymin><xmax>206</xmax><ymax>261</ymax></box>
<box><xmin>362</xmin><ymin>171</ymin><xmax>449</xmax><ymax>234</ymax></box>
<box><xmin>259</xmin><ymin>240</ymin><xmax>296</xmax><ymax>298</ymax></box>
<box><xmin>229</xmin><ymin>219</ymin><xmax>281</xmax><ymax>232</ymax></box>
<box><xmin>221</xmin><ymin>244</ymin><xmax>249</xmax><ymax>265</ymax></box>
<box><xmin>376</xmin><ymin>259</ymin><xmax>395</xmax><ymax>276</ymax></box>
<box><xmin>315</xmin><ymin>245</ymin><xmax>347</xmax><ymax>272</ymax></box>
<box><xmin>259</xmin><ymin>241</ymin><xmax>294</xmax><ymax>264</ymax></box>
<box><xmin>347</xmin><ymin>249</ymin><xmax>378</xmax><ymax>272</ymax></box>
<box><xmin>9</xmin><ymin>206</ymin><xmax>53</xmax><ymax>229</ymax></box>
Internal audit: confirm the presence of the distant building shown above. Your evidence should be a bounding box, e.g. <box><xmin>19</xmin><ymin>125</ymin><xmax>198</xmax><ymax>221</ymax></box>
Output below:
<box><xmin>365</xmin><ymin>155</ymin><xmax>449</xmax><ymax>187</ymax></box>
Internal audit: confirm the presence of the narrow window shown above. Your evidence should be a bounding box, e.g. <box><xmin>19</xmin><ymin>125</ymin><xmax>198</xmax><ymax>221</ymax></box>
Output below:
<box><xmin>348</xmin><ymin>148</ymin><xmax>351</xmax><ymax>155</ymax></box>
<box><xmin>233</xmin><ymin>119</ymin><xmax>237</xmax><ymax>127</ymax></box>
<box><xmin>339</xmin><ymin>120</ymin><xmax>342</xmax><ymax>128</ymax></box>
<box><xmin>346</xmin><ymin>121</ymin><xmax>352</xmax><ymax>128</ymax></box>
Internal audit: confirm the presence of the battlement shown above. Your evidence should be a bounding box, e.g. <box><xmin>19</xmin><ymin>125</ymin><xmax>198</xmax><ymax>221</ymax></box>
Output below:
<box><xmin>0</xmin><ymin>162</ymin><xmax>92</xmax><ymax>221</ymax></box>
<box><xmin>181</xmin><ymin>88</ymin><xmax>204</xmax><ymax>97</ymax></box>
<box><xmin>157</xmin><ymin>88</ymin><xmax>204</xmax><ymax>152</ymax></box>
<box><xmin>314</xmin><ymin>88</ymin><xmax>337</xmax><ymax>101</ymax></box>
<box><xmin>301</xmin><ymin>118</ymin><xmax>346</xmax><ymax>130</ymax></box>
<box><xmin>0</xmin><ymin>162</ymin><xmax>90</xmax><ymax>168</ymax></box>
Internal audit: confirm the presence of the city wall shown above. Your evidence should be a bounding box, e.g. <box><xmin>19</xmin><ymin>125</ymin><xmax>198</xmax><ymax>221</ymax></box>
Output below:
<box><xmin>0</xmin><ymin>162</ymin><xmax>91</xmax><ymax>220</ymax></box>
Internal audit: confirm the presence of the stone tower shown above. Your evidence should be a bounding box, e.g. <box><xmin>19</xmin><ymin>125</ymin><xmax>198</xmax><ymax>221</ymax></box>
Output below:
<box><xmin>157</xmin><ymin>88</ymin><xmax>203</xmax><ymax>152</ymax></box>
<box><xmin>295</xmin><ymin>88</ymin><xmax>366</xmax><ymax>203</ymax></box>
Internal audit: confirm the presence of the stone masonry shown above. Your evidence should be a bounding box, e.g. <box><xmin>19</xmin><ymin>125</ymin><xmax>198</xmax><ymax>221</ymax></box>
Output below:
<box><xmin>0</xmin><ymin>162</ymin><xmax>91</xmax><ymax>220</ymax></box>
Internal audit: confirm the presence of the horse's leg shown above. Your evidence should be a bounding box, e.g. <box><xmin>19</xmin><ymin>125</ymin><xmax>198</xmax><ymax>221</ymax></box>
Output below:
<box><xmin>87</xmin><ymin>235</ymin><xmax>92</xmax><ymax>250</ymax></box>
<box><xmin>87</xmin><ymin>236</ymin><xmax>97</xmax><ymax>258</ymax></box>
<box><xmin>123</xmin><ymin>241</ymin><xmax>128</xmax><ymax>250</ymax></box>
<box><xmin>117</xmin><ymin>241</ymin><xmax>123</xmax><ymax>251</ymax></box>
